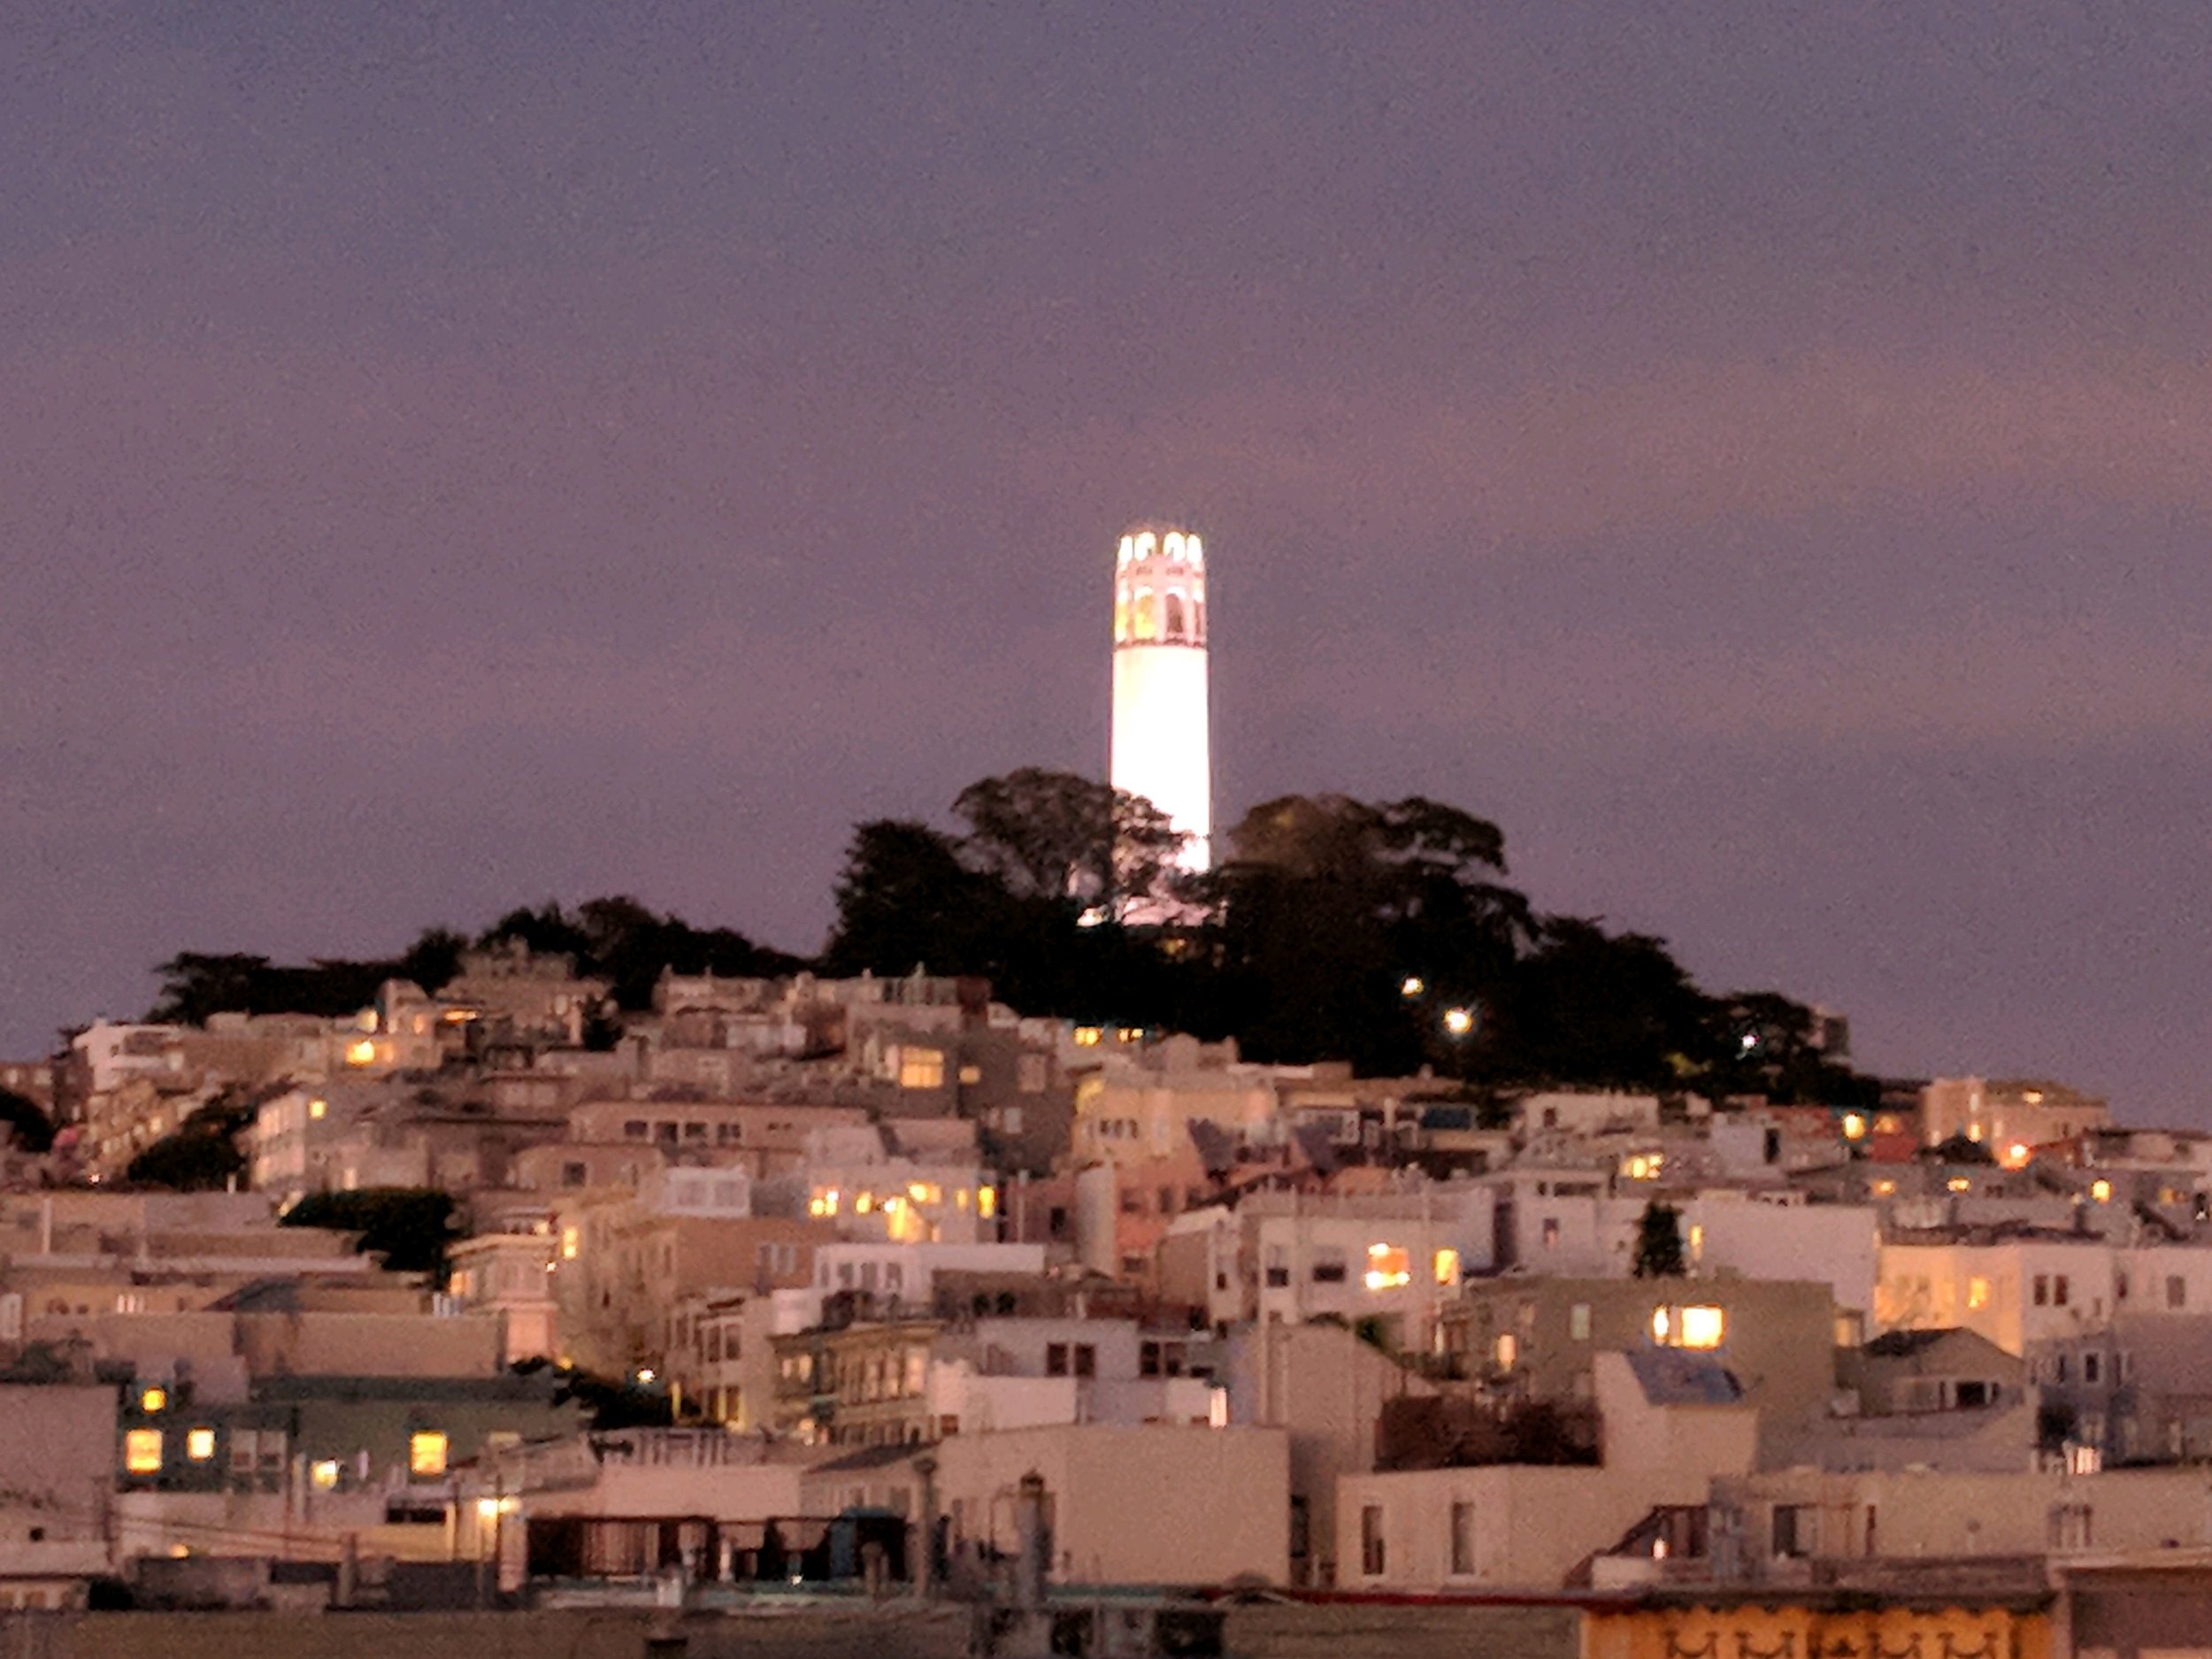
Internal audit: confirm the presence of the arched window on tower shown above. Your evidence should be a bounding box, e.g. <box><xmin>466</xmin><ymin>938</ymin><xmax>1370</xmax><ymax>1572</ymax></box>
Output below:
<box><xmin>1133</xmin><ymin>588</ymin><xmax>1156</xmax><ymax>641</ymax></box>
<box><xmin>1192</xmin><ymin>599</ymin><xmax>1206</xmax><ymax>644</ymax></box>
<box><xmin>1163</xmin><ymin>593</ymin><xmax>1187</xmax><ymax>641</ymax></box>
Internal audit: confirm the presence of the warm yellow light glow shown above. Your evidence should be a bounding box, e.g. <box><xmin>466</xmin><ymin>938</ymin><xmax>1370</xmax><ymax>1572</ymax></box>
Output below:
<box><xmin>477</xmin><ymin>1497</ymin><xmax>503</xmax><ymax>1520</ymax></box>
<box><xmin>1872</xmin><ymin>1179</ymin><xmax>1897</xmax><ymax>1196</ymax></box>
<box><xmin>1688</xmin><ymin>1224</ymin><xmax>1705</xmax><ymax>1261</ymax></box>
<box><xmin>977</xmin><ymin>1187</ymin><xmax>997</xmax><ymax>1219</ymax></box>
<box><xmin>2024</xmin><ymin>1090</ymin><xmax>2045</xmax><ymax>1105</ymax></box>
<box><xmin>909</xmin><ymin>1181</ymin><xmax>941</xmax><ymax>1206</ymax></box>
<box><xmin>1433</xmin><ymin>1248</ymin><xmax>1460</xmax><ymax>1286</ymax></box>
<box><xmin>2002</xmin><ymin>1142</ymin><xmax>2031</xmax><ymax>1169</ymax></box>
<box><xmin>311</xmin><ymin>1460</ymin><xmax>340</xmax><ymax>1490</ymax></box>
<box><xmin>1363</xmin><ymin>1243</ymin><xmax>1412</xmax><ymax>1291</ymax></box>
<box><xmin>1652</xmin><ymin>1305</ymin><xmax>1726</xmax><ymax>1349</ymax></box>
<box><xmin>1624</xmin><ymin>1154</ymin><xmax>1664</xmax><ymax>1180</ymax></box>
<box><xmin>636</xmin><ymin>1369</ymin><xmax>656</xmax><ymax>1385</ymax></box>
<box><xmin>186</xmin><ymin>1427</ymin><xmax>216</xmax><ymax>1461</ymax></box>
<box><xmin>808</xmin><ymin>1197</ymin><xmax>828</xmax><ymax>1217</ymax></box>
<box><xmin>408</xmin><ymin>1432</ymin><xmax>449</xmax><ymax>1478</ymax></box>
<box><xmin>956</xmin><ymin>1187</ymin><xmax>971</xmax><ymax>1210</ymax></box>
<box><xmin>1401</xmin><ymin>977</ymin><xmax>1425</xmax><ymax>998</ymax></box>
<box><xmin>1678</xmin><ymin>1306</ymin><xmax>1725</xmax><ymax>1349</ymax></box>
<box><xmin>308</xmin><ymin>1097</ymin><xmax>327</xmax><ymax>1119</ymax></box>
<box><xmin>124</xmin><ymin>1429</ymin><xmax>163</xmax><ymax>1474</ymax></box>
<box><xmin>1840</xmin><ymin>1113</ymin><xmax>1867</xmax><ymax>1141</ymax></box>
<box><xmin>856</xmin><ymin>1192</ymin><xmax>874</xmax><ymax>1215</ymax></box>
<box><xmin>559</xmin><ymin>1226</ymin><xmax>579</xmax><ymax>1260</ymax></box>
<box><xmin>1947</xmin><ymin>1177</ymin><xmax>1972</xmax><ymax>1193</ymax></box>
<box><xmin>168</xmin><ymin>1543</ymin><xmax>191</xmax><ymax>1558</ymax></box>
<box><xmin>1442</xmin><ymin>1007</ymin><xmax>1474</xmax><ymax>1037</ymax></box>
<box><xmin>2091</xmin><ymin>1179</ymin><xmax>2113</xmax><ymax>1202</ymax></box>
<box><xmin>1074</xmin><ymin>1027</ymin><xmax>1102</xmax><ymax>1048</ymax></box>
<box><xmin>344</xmin><ymin>1039</ymin><xmax>378</xmax><ymax>1067</ymax></box>
<box><xmin>140</xmin><ymin>1386</ymin><xmax>166</xmax><ymax>1414</ymax></box>
<box><xmin>1965</xmin><ymin>1123</ymin><xmax>1985</xmax><ymax>1141</ymax></box>
<box><xmin>1968</xmin><ymin>1276</ymin><xmax>1992</xmax><ymax>1310</ymax></box>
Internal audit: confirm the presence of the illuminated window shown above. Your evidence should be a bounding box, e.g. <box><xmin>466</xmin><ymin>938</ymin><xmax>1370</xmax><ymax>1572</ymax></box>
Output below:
<box><xmin>124</xmin><ymin>1429</ymin><xmax>163</xmax><ymax>1474</ymax></box>
<box><xmin>1967</xmin><ymin>1277</ymin><xmax>1992</xmax><ymax>1310</ymax></box>
<box><xmin>1432</xmin><ymin>1248</ymin><xmax>1460</xmax><ymax>1286</ymax></box>
<box><xmin>1133</xmin><ymin>588</ymin><xmax>1156</xmax><ymax>640</ymax></box>
<box><xmin>1363</xmin><ymin>1244</ymin><xmax>1412</xmax><ymax>1291</ymax></box>
<box><xmin>559</xmin><ymin>1226</ymin><xmax>579</xmax><ymax>1260</ymax></box>
<box><xmin>186</xmin><ymin>1428</ymin><xmax>216</xmax><ymax>1462</ymax></box>
<box><xmin>958</xmin><ymin>1065</ymin><xmax>981</xmax><ymax>1086</ymax></box>
<box><xmin>976</xmin><ymin>1187</ymin><xmax>997</xmax><ymax>1219</ymax></box>
<box><xmin>1840</xmin><ymin>1113</ymin><xmax>1866</xmax><ymax>1141</ymax></box>
<box><xmin>2090</xmin><ymin>1179</ymin><xmax>2113</xmax><ymax>1203</ymax></box>
<box><xmin>1947</xmin><ymin>1177</ymin><xmax>1972</xmax><ymax>1193</ymax></box>
<box><xmin>1493</xmin><ymin>1333</ymin><xmax>1517</xmax><ymax>1369</ymax></box>
<box><xmin>908</xmin><ymin>1181</ymin><xmax>942</xmax><ymax>1206</ymax></box>
<box><xmin>311</xmin><ymin>1460</ymin><xmax>340</xmax><ymax>1490</ymax></box>
<box><xmin>1073</xmin><ymin>1027</ymin><xmax>1102</xmax><ymax>1048</ymax></box>
<box><xmin>139</xmin><ymin>1386</ymin><xmax>166</xmax><ymax>1414</ymax></box>
<box><xmin>308</xmin><ymin>1097</ymin><xmax>327</xmax><ymax>1120</ymax></box>
<box><xmin>1653</xmin><ymin>1305</ymin><xmax>1726</xmax><ymax>1349</ymax></box>
<box><xmin>898</xmin><ymin>1048</ymin><xmax>945</xmax><ymax>1089</ymax></box>
<box><xmin>408</xmin><ymin>1432</ymin><xmax>449</xmax><ymax>1478</ymax></box>
<box><xmin>344</xmin><ymin>1039</ymin><xmax>377</xmax><ymax>1068</ymax></box>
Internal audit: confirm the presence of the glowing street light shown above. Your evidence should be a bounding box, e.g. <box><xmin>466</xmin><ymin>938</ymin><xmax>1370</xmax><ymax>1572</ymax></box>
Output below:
<box><xmin>1401</xmin><ymin>977</ymin><xmax>1425</xmax><ymax>998</ymax></box>
<box><xmin>1442</xmin><ymin>1006</ymin><xmax>1475</xmax><ymax>1038</ymax></box>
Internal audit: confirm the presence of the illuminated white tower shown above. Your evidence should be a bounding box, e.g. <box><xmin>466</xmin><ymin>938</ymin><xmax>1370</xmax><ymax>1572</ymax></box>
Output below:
<box><xmin>1110</xmin><ymin>524</ymin><xmax>1211</xmax><ymax>872</ymax></box>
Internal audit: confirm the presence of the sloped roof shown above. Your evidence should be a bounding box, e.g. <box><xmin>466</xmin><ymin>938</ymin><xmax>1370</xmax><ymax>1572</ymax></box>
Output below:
<box><xmin>1626</xmin><ymin>1347</ymin><xmax>1744</xmax><ymax>1406</ymax></box>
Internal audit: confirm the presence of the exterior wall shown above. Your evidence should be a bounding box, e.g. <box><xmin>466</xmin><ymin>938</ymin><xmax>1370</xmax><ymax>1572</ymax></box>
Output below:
<box><xmin>1338</xmin><ymin>1464</ymin><xmax>1705</xmax><ymax>1590</ymax></box>
<box><xmin>1921</xmin><ymin>1077</ymin><xmax>2111</xmax><ymax>1153</ymax></box>
<box><xmin>1582</xmin><ymin>1602</ymin><xmax>2047</xmax><ymax>1659</ymax></box>
<box><xmin>1446</xmin><ymin>1278</ymin><xmax>1839</xmax><ymax>1434</ymax></box>
<box><xmin>1876</xmin><ymin>1237</ymin><xmax>2122</xmax><ymax>1354</ymax></box>
<box><xmin>0</xmin><ymin>1386</ymin><xmax>116</xmax><ymax>1545</ymax></box>
<box><xmin>1223</xmin><ymin>1322</ymin><xmax>1440</xmax><ymax>1588</ymax></box>
<box><xmin>1686</xmin><ymin>1194</ymin><xmax>1881</xmax><ymax>1317</ymax></box>
<box><xmin>936</xmin><ymin>1423</ymin><xmax>1286</xmax><ymax>1586</ymax></box>
<box><xmin>1713</xmin><ymin>1465</ymin><xmax>2212</xmax><ymax>1571</ymax></box>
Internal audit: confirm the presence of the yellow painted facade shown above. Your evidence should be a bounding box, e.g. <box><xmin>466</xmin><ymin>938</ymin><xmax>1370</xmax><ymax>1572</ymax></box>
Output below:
<box><xmin>1582</xmin><ymin>1600</ymin><xmax>2048</xmax><ymax>1659</ymax></box>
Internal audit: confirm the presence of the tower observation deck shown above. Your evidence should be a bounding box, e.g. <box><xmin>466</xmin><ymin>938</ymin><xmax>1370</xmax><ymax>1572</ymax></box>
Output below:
<box><xmin>1110</xmin><ymin>525</ymin><xmax>1211</xmax><ymax>872</ymax></box>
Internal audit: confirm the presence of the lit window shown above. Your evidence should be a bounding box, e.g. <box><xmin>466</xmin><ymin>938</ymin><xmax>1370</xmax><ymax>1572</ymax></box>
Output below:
<box><xmin>1840</xmin><ymin>1112</ymin><xmax>1867</xmax><ymax>1140</ymax></box>
<box><xmin>311</xmin><ymin>1460</ymin><xmax>340</xmax><ymax>1490</ymax></box>
<box><xmin>344</xmin><ymin>1038</ymin><xmax>377</xmax><ymax>1067</ymax></box>
<box><xmin>308</xmin><ymin>1097</ymin><xmax>327</xmax><ymax>1120</ymax></box>
<box><xmin>408</xmin><ymin>1432</ymin><xmax>449</xmax><ymax>1478</ymax></box>
<box><xmin>1432</xmin><ymin>1248</ymin><xmax>1460</xmax><ymax>1286</ymax></box>
<box><xmin>1968</xmin><ymin>1277</ymin><xmax>1992</xmax><ymax>1310</ymax></box>
<box><xmin>2090</xmin><ymin>1179</ymin><xmax>2113</xmax><ymax>1202</ymax></box>
<box><xmin>1653</xmin><ymin>1305</ymin><xmax>1726</xmax><ymax>1349</ymax></box>
<box><xmin>898</xmin><ymin>1048</ymin><xmax>946</xmax><ymax>1089</ymax></box>
<box><xmin>124</xmin><ymin>1430</ymin><xmax>163</xmax><ymax>1474</ymax></box>
<box><xmin>908</xmin><ymin>1181</ymin><xmax>941</xmax><ymax>1206</ymax></box>
<box><xmin>559</xmin><ymin>1226</ymin><xmax>579</xmax><ymax>1260</ymax></box>
<box><xmin>186</xmin><ymin>1428</ymin><xmax>216</xmax><ymax>1462</ymax></box>
<box><xmin>1074</xmin><ymin>1027</ymin><xmax>1102</xmax><ymax>1048</ymax></box>
<box><xmin>1364</xmin><ymin>1244</ymin><xmax>1411</xmax><ymax>1291</ymax></box>
<box><xmin>140</xmin><ymin>1386</ymin><xmax>166</xmax><ymax>1414</ymax></box>
<box><xmin>977</xmin><ymin>1187</ymin><xmax>996</xmax><ymax>1219</ymax></box>
<box><xmin>958</xmin><ymin>1065</ymin><xmax>981</xmax><ymax>1086</ymax></box>
<box><xmin>1947</xmin><ymin>1177</ymin><xmax>1972</xmax><ymax>1193</ymax></box>
<box><xmin>1493</xmin><ymin>1333</ymin><xmax>1517</xmax><ymax>1369</ymax></box>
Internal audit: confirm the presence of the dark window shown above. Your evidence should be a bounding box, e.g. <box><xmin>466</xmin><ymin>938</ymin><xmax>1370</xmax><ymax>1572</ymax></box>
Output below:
<box><xmin>623</xmin><ymin>1120</ymin><xmax>648</xmax><ymax>1140</ymax></box>
<box><xmin>683</xmin><ymin>1123</ymin><xmax>707</xmax><ymax>1140</ymax></box>
<box><xmin>1046</xmin><ymin>1343</ymin><xmax>1069</xmax><ymax>1377</ymax></box>
<box><xmin>562</xmin><ymin>1162</ymin><xmax>588</xmax><ymax>1187</ymax></box>
<box><xmin>1074</xmin><ymin>1344</ymin><xmax>1096</xmax><ymax>1378</ymax></box>
<box><xmin>1141</xmin><ymin>1341</ymin><xmax>1161</xmax><ymax>1378</ymax></box>
<box><xmin>1360</xmin><ymin>1506</ymin><xmax>1386</xmax><ymax>1577</ymax></box>
<box><xmin>2054</xmin><ymin>1275</ymin><xmax>2070</xmax><ymax>1308</ymax></box>
<box><xmin>1772</xmin><ymin>1505</ymin><xmax>1811</xmax><ymax>1559</ymax></box>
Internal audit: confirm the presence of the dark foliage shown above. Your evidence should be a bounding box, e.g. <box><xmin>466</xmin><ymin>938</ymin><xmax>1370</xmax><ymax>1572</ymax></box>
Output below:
<box><xmin>826</xmin><ymin>772</ymin><xmax>1885</xmax><ymax>1103</ymax></box>
<box><xmin>281</xmin><ymin>1187</ymin><xmax>460</xmax><ymax>1278</ymax></box>
<box><xmin>0</xmin><ymin>1087</ymin><xmax>55</xmax><ymax>1154</ymax></box>
<box><xmin>126</xmin><ymin>1095</ymin><xmax>257</xmax><ymax>1191</ymax></box>
<box><xmin>1632</xmin><ymin>1201</ymin><xmax>1689</xmax><ymax>1279</ymax></box>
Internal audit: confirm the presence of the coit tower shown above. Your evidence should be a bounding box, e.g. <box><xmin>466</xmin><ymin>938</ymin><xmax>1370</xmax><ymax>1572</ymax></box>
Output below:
<box><xmin>1110</xmin><ymin>525</ymin><xmax>1211</xmax><ymax>872</ymax></box>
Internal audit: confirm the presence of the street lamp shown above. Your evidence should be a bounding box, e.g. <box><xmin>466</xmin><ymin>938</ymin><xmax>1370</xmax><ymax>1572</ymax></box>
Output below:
<box><xmin>1442</xmin><ymin>1006</ymin><xmax>1475</xmax><ymax>1038</ymax></box>
<box><xmin>1401</xmin><ymin>977</ymin><xmax>1425</xmax><ymax>999</ymax></box>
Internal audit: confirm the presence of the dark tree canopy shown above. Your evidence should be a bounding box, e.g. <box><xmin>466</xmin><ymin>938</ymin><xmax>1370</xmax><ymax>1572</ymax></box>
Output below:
<box><xmin>126</xmin><ymin>1095</ymin><xmax>256</xmax><ymax>1192</ymax></box>
<box><xmin>0</xmin><ymin>1088</ymin><xmax>54</xmax><ymax>1154</ymax></box>
<box><xmin>1632</xmin><ymin>1201</ymin><xmax>1689</xmax><ymax>1279</ymax></box>
<box><xmin>281</xmin><ymin>1187</ymin><xmax>461</xmax><ymax>1278</ymax></box>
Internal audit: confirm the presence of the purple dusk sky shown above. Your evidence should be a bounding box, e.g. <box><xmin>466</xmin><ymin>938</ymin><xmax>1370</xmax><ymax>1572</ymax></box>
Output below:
<box><xmin>4</xmin><ymin>4</ymin><xmax>2210</xmax><ymax>1115</ymax></box>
